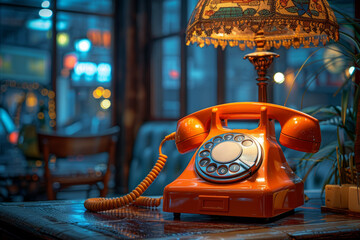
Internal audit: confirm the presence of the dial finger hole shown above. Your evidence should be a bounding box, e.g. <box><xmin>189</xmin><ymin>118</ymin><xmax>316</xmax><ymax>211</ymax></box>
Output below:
<box><xmin>224</xmin><ymin>134</ymin><xmax>233</xmax><ymax>141</ymax></box>
<box><xmin>213</xmin><ymin>137</ymin><xmax>223</xmax><ymax>143</ymax></box>
<box><xmin>205</xmin><ymin>142</ymin><xmax>214</xmax><ymax>149</ymax></box>
<box><xmin>217</xmin><ymin>165</ymin><xmax>228</xmax><ymax>175</ymax></box>
<box><xmin>206</xmin><ymin>164</ymin><xmax>217</xmax><ymax>173</ymax></box>
<box><xmin>242</xmin><ymin>139</ymin><xmax>253</xmax><ymax>147</ymax></box>
<box><xmin>199</xmin><ymin>150</ymin><xmax>210</xmax><ymax>157</ymax></box>
<box><xmin>234</xmin><ymin>135</ymin><xmax>244</xmax><ymax>142</ymax></box>
<box><xmin>199</xmin><ymin>158</ymin><xmax>210</xmax><ymax>167</ymax></box>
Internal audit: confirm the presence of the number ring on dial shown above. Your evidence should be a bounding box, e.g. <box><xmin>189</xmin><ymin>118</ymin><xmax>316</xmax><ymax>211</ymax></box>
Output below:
<box><xmin>195</xmin><ymin>132</ymin><xmax>262</xmax><ymax>183</ymax></box>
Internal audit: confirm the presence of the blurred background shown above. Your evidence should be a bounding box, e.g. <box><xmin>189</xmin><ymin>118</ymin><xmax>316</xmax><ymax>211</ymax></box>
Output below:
<box><xmin>0</xmin><ymin>0</ymin><xmax>358</xmax><ymax>201</ymax></box>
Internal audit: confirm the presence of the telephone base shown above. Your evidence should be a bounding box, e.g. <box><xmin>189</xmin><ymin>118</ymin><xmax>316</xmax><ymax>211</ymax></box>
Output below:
<box><xmin>163</xmin><ymin>178</ymin><xmax>304</xmax><ymax>218</ymax></box>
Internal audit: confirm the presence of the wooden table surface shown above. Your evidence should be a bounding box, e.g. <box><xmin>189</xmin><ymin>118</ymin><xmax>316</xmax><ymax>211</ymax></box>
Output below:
<box><xmin>1</xmin><ymin>196</ymin><xmax>360</xmax><ymax>239</ymax></box>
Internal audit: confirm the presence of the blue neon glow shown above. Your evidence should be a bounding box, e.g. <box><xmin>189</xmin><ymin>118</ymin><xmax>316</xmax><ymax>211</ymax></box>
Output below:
<box><xmin>41</xmin><ymin>0</ymin><xmax>50</xmax><ymax>8</ymax></box>
<box><xmin>39</xmin><ymin>9</ymin><xmax>53</xmax><ymax>18</ymax></box>
<box><xmin>26</xmin><ymin>19</ymin><xmax>51</xmax><ymax>31</ymax></box>
<box><xmin>75</xmin><ymin>39</ymin><xmax>92</xmax><ymax>53</ymax></box>
<box><xmin>97</xmin><ymin>63</ymin><xmax>111</xmax><ymax>82</ymax></box>
<box><xmin>72</xmin><ymin>62</ymin><xmax>111</xmax><ymax>84</ymax></box>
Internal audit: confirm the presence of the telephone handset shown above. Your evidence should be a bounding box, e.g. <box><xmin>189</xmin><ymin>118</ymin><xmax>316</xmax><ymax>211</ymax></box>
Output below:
<box><xmin>175</xmin><ymin>102</ymin><xmax>320</xmax><ymax>154</ymax></box>
<box><xmin>85</xmin><ymin>102</ymin><xmax>321</xmax><ymax>218</ymax></box>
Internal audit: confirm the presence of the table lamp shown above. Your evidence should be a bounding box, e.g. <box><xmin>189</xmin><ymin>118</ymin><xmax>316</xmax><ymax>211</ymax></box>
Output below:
<box><xmin>186</xmin><ymin>0</ymin><xmax>339</xmax><ymax>102</ymax></box>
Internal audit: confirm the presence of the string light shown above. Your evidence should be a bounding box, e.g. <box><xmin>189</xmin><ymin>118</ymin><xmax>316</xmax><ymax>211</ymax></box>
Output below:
<box><xmin>1</xmin><ymin>80</ymin><xmax>56</xmax><ymax>129</ymax></box>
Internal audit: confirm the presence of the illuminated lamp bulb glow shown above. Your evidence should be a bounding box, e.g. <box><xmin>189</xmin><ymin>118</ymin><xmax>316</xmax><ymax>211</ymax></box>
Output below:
<box><xmin>100</xmin><ymin>99</ymin><xmax>111</xmax><ymax>110</ymax></box>
<box><xmin>349</xmin><ymin>66</ymin><xmax>355</xmax><ymax>76</ymax></box>
<box><xmin>39</xmin><ymin>9</ymin><xmax>53</xmax><ymax>18</ymax></box>
<box><xmin>75</xmin><ymin>39</ymin><xmax>91</xmax><ymax>53</ymax></box>
<box><xmin>273</xmin><ymin>72</ymin><xmax>285</xmax><ymax>84</ymax></box>
<box><xmin>41</xmin><ymin>0</ymin><xmax>50</xmax><ymax>8</ymax></box>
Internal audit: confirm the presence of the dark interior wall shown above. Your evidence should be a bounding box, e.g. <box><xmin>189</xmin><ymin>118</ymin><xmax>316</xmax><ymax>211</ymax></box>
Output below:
<box><xmin>116</xmin><ymin>0</ymin><xmax>150</xmax><ymax>193</ymax></box>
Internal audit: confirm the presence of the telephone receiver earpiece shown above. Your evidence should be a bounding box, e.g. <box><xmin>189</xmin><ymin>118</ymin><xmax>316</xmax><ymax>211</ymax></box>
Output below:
<box><xmin>175</xmin><ymin>102</ymin><xmax>321</xmax><ymax>153</ymax></box>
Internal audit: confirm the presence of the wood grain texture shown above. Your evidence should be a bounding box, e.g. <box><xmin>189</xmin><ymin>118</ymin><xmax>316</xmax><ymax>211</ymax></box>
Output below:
<box><xmin>1</xmin><ymin>197</ymin><xmax>360</xmax><ymax>239</ymax></box>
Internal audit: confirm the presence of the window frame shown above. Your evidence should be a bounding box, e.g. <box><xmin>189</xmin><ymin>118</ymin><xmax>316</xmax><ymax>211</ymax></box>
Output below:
<box><xmin>0</xmin><ymin>0</ymin><xmax>119</xmax><ymax>128</ymax></box>
<box><xmin>145</xmin><ymin>0</ymin><xmax>357</xmax><ymax>121</ymax></box>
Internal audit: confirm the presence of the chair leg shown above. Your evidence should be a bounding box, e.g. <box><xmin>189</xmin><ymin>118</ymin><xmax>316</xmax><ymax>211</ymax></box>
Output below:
<box><xmin>100</xmin><ymin>182</ymin><xmax>108</xmax><ymax>197</ymax></box>
<box><xmin>47</xmin><ymin>182</ymin><xmax>56</xmax><ymax>200</ymax></box>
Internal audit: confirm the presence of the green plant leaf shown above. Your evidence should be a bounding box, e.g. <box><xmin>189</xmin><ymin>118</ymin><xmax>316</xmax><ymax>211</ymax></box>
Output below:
<box><xmin>341</xmin><ymin>89</ymin><xmax>349</xmax><ymax>125</ymax></box>
<box><xmin>339</xmin><ymin>32</ymin><xmax>360</xmax><ymax>54</ymax></box>
<box><xmin>284</xmin><ymin>47</ymin><xmax>323</xmax><ymax>107</ymax></box>
<box><xmin>337</xmin><ymin>127</ymin><xmax>345</xmax><ymax>155</ymax></box>
<box><xmin>333</xmin><ymin>74</ymin><xmax>352</xmax><ymax>97</ymax></box>
<box><xmin>353</xmin><ymin>84</ymin><xmax>360</xmax><ymax>119</ymax></box>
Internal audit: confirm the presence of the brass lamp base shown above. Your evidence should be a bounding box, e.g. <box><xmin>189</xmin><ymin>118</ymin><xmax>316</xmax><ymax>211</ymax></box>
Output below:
<box><xmin>244</xmin><ymin>51</ymin><xmax>279</xmax><ymax>103</ymax></box>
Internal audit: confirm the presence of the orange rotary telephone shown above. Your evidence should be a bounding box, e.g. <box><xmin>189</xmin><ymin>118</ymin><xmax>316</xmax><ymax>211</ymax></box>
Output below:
<box><xmin>84</xmin><ymin>102</ymin><xmax>321</xmax><ymax>218</ymax></box>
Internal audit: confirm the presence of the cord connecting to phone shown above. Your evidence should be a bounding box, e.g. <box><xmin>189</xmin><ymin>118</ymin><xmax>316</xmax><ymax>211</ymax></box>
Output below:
<box><xmin>84</xmin><ymin>132</ymin><xmax>176</xmax><ymax>212</ymax></box>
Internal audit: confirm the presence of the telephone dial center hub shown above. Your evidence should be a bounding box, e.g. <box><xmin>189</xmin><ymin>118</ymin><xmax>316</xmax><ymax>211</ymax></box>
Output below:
<box><xmin>211</xmin><ymin>142</ymin><xmax>242</xmax><ymax>163</ymax></box>
<box><xmin>195</xmin><ymin>132</ymin><xmax>262</xmax><ymax>183</ymax></box>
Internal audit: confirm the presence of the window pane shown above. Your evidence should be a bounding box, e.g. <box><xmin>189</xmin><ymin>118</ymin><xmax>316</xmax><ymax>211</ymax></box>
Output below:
<box><xmin>56</xmin><ymin>13</ymin><xmax>113</xmax><ymax>133</ymax></box>
<box><xmin>0</xmin><ymin>0</ymin><xmax>43</xmax><ymax>7</ymax></box>
<box><xmin>272</xmin><ymin>47</ymin><xmax>345</xmax><ymax>109</ymax></box>
<box><xmin>272</xmin><ymin>0</ymin><xmax>355</xmax><ymax>109</ymax></box>
<box><xmin>187</xmin><ymin>0</ymin><xmax>198</xmax><ymax>19</ymax></box>
<box><xmin>225</xmin><ymin>48</ymin><xmax>257</xmax><ymax>102</ymax></box>
<box><xmin>57</xmin><ymin>0</ymin><xmax>113</xmax><ymax>15</ymax></box>
<box><xmin>152</xmin><ymin>0</ymin><xmax>180</xmax><ymax>37</ymax></box>
<box><xmin>0</xmin><ymin>6</ymin><xmax>52</xmax><ymax>128</ymax></box>
<box><xmin>151</xmin><ymin>37</ymin><xmax>181</xmax><ymax>119</ymax></box>
<box><xmin>187</xmin><ymin>45</ymin><xmax>217</xmax><ymax>114</ymax></box>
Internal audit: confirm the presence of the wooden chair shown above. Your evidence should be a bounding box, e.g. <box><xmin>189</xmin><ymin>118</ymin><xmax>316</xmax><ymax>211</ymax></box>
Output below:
<box><xmin>37</xmin><ymin>126</ymin><xmax>119</xmax><ymax>200</ymax></box>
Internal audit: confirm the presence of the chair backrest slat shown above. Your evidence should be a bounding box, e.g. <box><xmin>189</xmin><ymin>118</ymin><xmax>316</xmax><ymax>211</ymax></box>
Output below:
<box><xmin>38</xmin><ymin>127</ymin><xmax>119</xmax><ymax>158</ymax></box>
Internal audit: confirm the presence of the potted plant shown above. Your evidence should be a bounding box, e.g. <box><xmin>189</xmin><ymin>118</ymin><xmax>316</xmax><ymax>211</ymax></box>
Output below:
<box><xmin>293</xmin><ymin>8</ymin><xmax>360</xmax><ymax>211</ymax></box>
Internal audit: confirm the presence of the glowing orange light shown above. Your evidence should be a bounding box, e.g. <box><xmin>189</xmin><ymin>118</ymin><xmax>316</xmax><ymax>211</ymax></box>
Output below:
<box><xmin>38</xmin><ymin>112</ymin><xmax>45</xmax><ymax>119</ymax></box>
<box><xmin>41</xmin><ymin>89</ymin><xmax>48</xmax><ymax>96</ymax></box>
<box><xmin>26</xmin><ymin>92</ymin><xmax>38</xmax><ymax>107</ymax></box>
<box><xmin>103</xmin><ymin>31</ymin><xmax>111</xmax><ymax>48</ymax></box>
<box><xmin>93</xmin><ymin>87</ymin><xmax>104</xmax><ymax>99</ymax></box>
<box><xmin>8</xmin><ymin>131</ymin><xmax>19</xmax><ymax>144</ymax></box>
<box><xmin>48</xmin><ymin>90</ymin><xmax>55</xmax><ymax>99</ymax></box>
<box><xmin>63</xmin><ymin>54</ymin><xmax>78</xmax><ymax>69</ymax></box>
<box><xmin>169</xmin><ymin>70</ymin><xmax>180</xmax><ymax>79</ymax></box>
<box><xmin>102</xmin><ymin>89</ymin><xmax>111</xmax><ymax>98</ymax></box>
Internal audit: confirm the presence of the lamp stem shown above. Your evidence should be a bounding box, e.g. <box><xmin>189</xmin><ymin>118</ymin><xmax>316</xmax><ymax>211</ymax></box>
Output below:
<box><xmin>244</xmin><ymin>51</ymin><xmax>279</xmax><ymax>102</ymax></box>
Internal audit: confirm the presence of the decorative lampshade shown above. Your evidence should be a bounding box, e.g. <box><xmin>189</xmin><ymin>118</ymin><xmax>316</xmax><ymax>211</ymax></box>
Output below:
<box><xmin>186</xmin><ymin>0</ymin><xmax>339</xmax><ymax>103</ymax></box>
<box><xmin>186</xmin><ymin>0</ymin><xmax>339</xmax><ymax>50</ymax></box>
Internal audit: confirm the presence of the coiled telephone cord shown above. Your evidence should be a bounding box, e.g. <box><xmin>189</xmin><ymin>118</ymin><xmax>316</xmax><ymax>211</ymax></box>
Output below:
<box><xmin>84</xmin><ymin>132</ymin><xmax>176</xmax><ymax>212</ymax></box>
